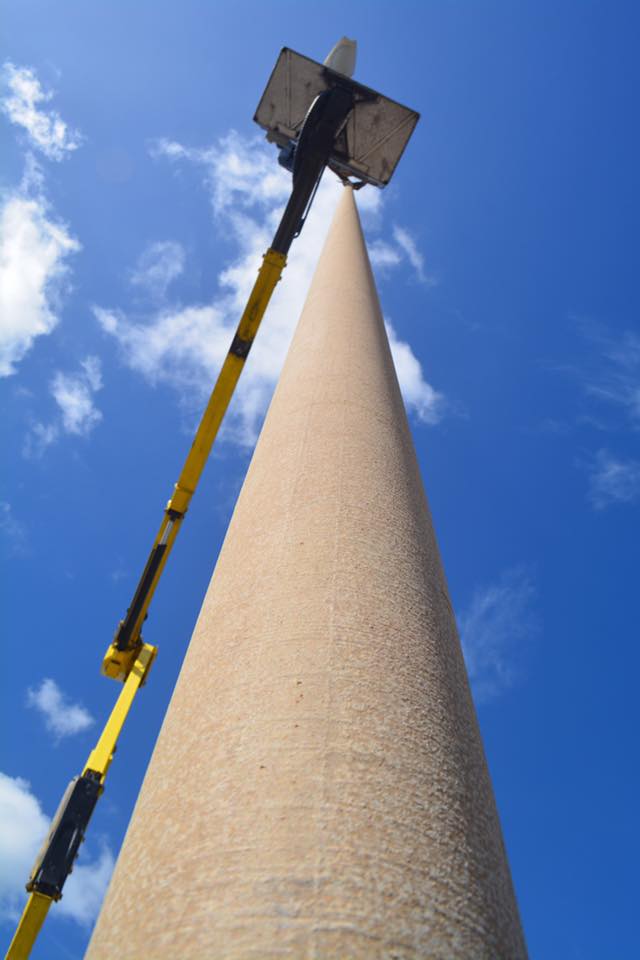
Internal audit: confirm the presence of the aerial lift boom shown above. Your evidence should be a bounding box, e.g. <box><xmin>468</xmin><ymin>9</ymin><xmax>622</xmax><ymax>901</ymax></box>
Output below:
<box><xmin>5</xmin><ymin>40</ymin><xmax>418</xmax><ymax>960</ymax></box>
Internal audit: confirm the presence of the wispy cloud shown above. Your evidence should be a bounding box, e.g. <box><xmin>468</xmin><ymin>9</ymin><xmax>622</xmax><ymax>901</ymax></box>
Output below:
<box><xmin>57</xmin><ymin>842</ymin><xmax>114</xmax><ymax>927</ymax></box>
<box><xmin>587</xmin><ymin>449</ymin><xmax>640</xmax><ymax>509</ymax></box>
<box><xmin>0</xmin><ymin>501</ymin><xmax>27</xmax><ymax>556</ymax></box>
<box><xmin>51</xmin><ymin>356</ymin><xmax>103</xmax><ymax>435</ymax></box>
<box><xmin>0</xmin><ymin>772</ymin><xmax>113</xmax><ymax>926</ymax></box>
<box><xmin>26</xmin><ymin>678</ymin><xmax>94</xmax><ymax>739</ymax></box>
<box><xmin>130</xmin><ymin>240</ymin><xmax>185</xmax><ymax>301</ymax></box>
<box><xmin>22</xmin><ymin>421</ymin><xmax>59</xmax><ymax>459</ymax></box>
<box><xmin>150</xmin><ymin>133</ymin><xmax>293</xmax><ymax>215</ymax></box>
<box><xmin>579</xmin><ymin>323</ymin><xmax>640</xmax><ymax>430</ymax></box>
<box><xmin>0</xmin><ymin>157</ymin><xmax>80</xmax><ymax>377</ymax></box>
<box><xmin>568</xmin><ymin>321</ymin><xmax>640</xmax><ymax>510</ymax></box>
<box><xmin>0</xmin><ymin>66</ymin><xmax>83</xmax><ymax>378</ymax></box>
<box><xmin>1</xmin><ymin>62</ymin><xmax>83</xmax><ymax>161</ymax></box>
<box><xmin>23</xmin><ymin>356</ymin><xmax>103</xmax><ymax>457</ymax></box>
<box><xmin>368</xmin><ymin>224</ymin><xmax>435</xmax><ymax>285</ymax></box>
<box><xmin>458</xmin><ymin>567</ymin><xmax>537</xmax><ymax>704</ymax></box>
<box><xmin>385</xmin><ymin>321</ymin><xmax>446</xmax><ymax>424</ymax></box>
<box><xmin>97</xmin><ymin>131</ymin><xmax>444</xmax><ymax>444</ymax></box>
<box><xmin>392</xmin><ymin>225</ymin><xmax>434</xmax><ymax>284</ymax></box>
<box><xmin>368</xmin><ymin>239</ymin><xmax>402</xmax><ymax>270</ymax></box>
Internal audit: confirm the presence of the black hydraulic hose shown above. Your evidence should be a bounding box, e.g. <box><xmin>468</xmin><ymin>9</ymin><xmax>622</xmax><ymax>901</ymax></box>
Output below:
<box><xmin>271</xmin><ymin>85</ymin><xmax>354</xmax><ymax>255</ymax></box>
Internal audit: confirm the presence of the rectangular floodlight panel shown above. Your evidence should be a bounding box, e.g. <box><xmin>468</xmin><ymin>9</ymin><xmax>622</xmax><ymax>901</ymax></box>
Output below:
<box><xmin>254</xmin><ymin>48</ymin><xmax>420</xmax><ymax>187</ymax></box>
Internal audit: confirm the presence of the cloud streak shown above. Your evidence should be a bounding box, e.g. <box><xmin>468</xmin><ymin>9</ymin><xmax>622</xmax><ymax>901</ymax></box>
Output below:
<box><xmin>130</xmin><ymin>240</ymin><xmax>185</xmax><ymax>301</ymax></box>
<box><xmin>587</xmin><ymin>449</ymin><xmax>640</xmax><ymax>509</ymax></box>
<box><xmin>580</xmin><ymin>324</ymin><xmax>640</xmax><ymax>430</ymax></box>
<box><xmin>368</xmin><ymin>224</ymin><xmax>436</xmax><ymax>285</ymax></box>
<box><xmin>23</xmin><ymin>356</ymin><xmax>103</xmax><ymax>457</ymax></box>
<box><xmin>0</xmin><ymin>501</ymin><xmax>27</xmax><ymax>556</ymax></box>
<box><xmin>567</xmin><ymin>321</ymin><xmax>640</xmax><ymax>510</ymax></box>
<box><xmin>1</xmin><ymin>62</ymin><xmax>83</xmax><ymax>161</ymax></box>
<box><xmin>392</xmin><ymin>225</ymin><xmax>435</xmax><ymax>284</ymax></box>
<box><xmin>458</xmin><ymin>567</ymin><xmax>537</xmax><ymax>704</ymax></box>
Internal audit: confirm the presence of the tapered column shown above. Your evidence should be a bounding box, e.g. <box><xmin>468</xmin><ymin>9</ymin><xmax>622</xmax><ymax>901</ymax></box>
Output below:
<box><xmin>87</xmin><ymin>187</ymin><xmax>526</xmax><ymax>958</ymax></box>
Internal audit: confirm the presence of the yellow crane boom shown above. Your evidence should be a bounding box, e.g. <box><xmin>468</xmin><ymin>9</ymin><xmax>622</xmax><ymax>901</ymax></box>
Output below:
<box><xmin>5</xmin><ymin>41</ymin><xmax>419</xmax><ymax>956</ymax></box>
<box><xmin>102</xmin><ymin>248</ymin><xmax>286</xmax><ymax>681</ymax></box>
<box><xmin>5</xmin><ymin>67</ymin><xmax>357</xmax><ymax>960</ymax></box>
<box><xmin>6</xmin><ymin>644</ymin><xmax>156</xmax><ymax>960</ymax></box>
<box><xmin>5</xmin><ymin>246</ymin><xmax>286</xmax><ymax>959</ymax></box>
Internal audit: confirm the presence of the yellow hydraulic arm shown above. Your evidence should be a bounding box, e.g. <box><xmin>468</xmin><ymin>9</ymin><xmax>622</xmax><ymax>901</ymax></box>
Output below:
<box><xmin>101</xmin><ymin>247</ymin><xmax>286</xmax><ymax>681</ymax></box>
<box><xmin>4</xmin><ymin>247</ymin><xmax>285</xmax><ymax>960</ymax></box>
<box><xmin>4</xmin><ymin>248</ymin><xmax>285</xmax><ymax>960</ymax></box>
<box><xmin>6</xmin><ymin>644</ymin><xmax>156</xmax><ymax>960</ymax></box>
<box><xmin>6</xmin><ymin>74</ymin><xmax>357</xmax><ymax>960</ymax></box>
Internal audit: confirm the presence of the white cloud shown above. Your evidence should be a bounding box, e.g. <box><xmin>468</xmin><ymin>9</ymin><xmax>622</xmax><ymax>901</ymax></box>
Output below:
<box><xmin>26</xmin><ymin>678</ymin><xmax>94</xmax><ymax>739</ymax></box>
<box><xmin>586</xmin><ymin>335</ymin><xmax>640</xmax><ymax>428</ymax></box>
<box><xmin>385</xmin><ymin>320</ymin><xmax>446</xmax><ymax>425</ymax></box>
<box><xmin>51</xmin><ymin>355</ymin><xmax>103</xmax><ymax>435</ymax></box>
<box><xmin>0</xmin><ymin>501</ymin><xmax>27</xmax><ymax>555</ymax></box>
<box><xmin>22</xmin><ymin>421</ymin><xmax>59</xmax><ymax>460</ymax></box>
<box><xmin>57</xmin><ymin>843</ymin><xmax>114</xmax><ymax>927</ymax></box>
<box><xmin>363</xmin><ymin>223</ymin><xmax>434</xmax><ymax>285</ymax></box>
<box><xmin>0</xmin><ymin>772</ymin><xmax>113</xmax><ymax>927</ymax></box>
<box><xmin>565</xmin><ymin>322</ymin><xmax>640</xmax><ymax>506</ymax></box>
<box><xmin>392</xmin><ymin>225</ymin><xmax>431</xmax><ymax>283</ymax></box>
<box><xmin>1</xmin><ymin>62</ymin><xmax>83</xmax><ymax>161</ymax></box>
<box><xmin>368</xmin><ymin>239</ymin><xmax>402</xmax><ymax>270</ymax></box>
<box><xmin>0</xmin><ymin>772</ymin><xmax>49</xmax><ymax>922</ymax></box>
<box><xmin>94</xmin><ymin>303</ymin><xmax>229</xmax><ymax>404</ymax></box>
<box><xmin>587</xmin><ymin>449</ymin><xmax>640</xmax><ymax>509</ymax></box>
<box><xmin>98</xmin><ymin>132</ymin><xmax>444</xmax><ymax>445</ymax></box>
<box><xmin>0</xmin><ymin>157</ymin><xmax>80</xmax><ymax>377</ymax></box>
<box><xmin>23</xmin><ymin>356</ymin><xmax>103</xmax><ymax>457</ymax></box>
<box><xmin>458</xmin><ymin>567</ymin><xmax>536</xmax><ymax>704</ymax></box>
<box><xmin>130</xmin><ymin>240</ymin><xmax>185</xmax><ymax>300</ymax></box>
<box><xmin>151</xmin><ymin>133</ymin><xmax>289</xmax><ymax>215</ymax></box>
<box><xmin>575</xmin><ymin>321</ymin><xmax>640</xmax><ymax>429</ymax></box>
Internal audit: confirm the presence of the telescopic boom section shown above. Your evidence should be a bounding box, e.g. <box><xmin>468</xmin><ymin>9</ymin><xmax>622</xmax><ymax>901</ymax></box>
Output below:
<box><xmin>102</xmin><ymin>83</ymin><xmax>354</xmax><ymax>682</ymax></box>
<box><xmin>4</xmin><ymin>80</ymin><xmax>357</xmax><ymax>960</ymax></box>
<box><xmin>7</xmin><ymin>43</ymin><xmax>419</xmax><ymax>958</ymax></box>
<box><xmin>6</xmin><ymin>644</ymin><xmax>156</xmax><ymax>960</ymax></box>
<box><xmin>102</xmin><ymin>247</ymin><xmax>287</xmax><ymax>680</ymax></box>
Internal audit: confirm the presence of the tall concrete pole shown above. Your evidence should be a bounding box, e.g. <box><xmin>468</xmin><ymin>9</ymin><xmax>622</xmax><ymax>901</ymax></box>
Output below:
<box><xmin>87</xmin><ymin>187</ymin><xmax>527</xmax><ymax>959</ymax></box>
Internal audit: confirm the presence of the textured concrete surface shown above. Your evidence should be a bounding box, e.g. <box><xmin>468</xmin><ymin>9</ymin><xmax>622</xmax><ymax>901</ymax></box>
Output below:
<box><xmin>86</xmin><ymin>187</ymin><xmax>527</xmax><ymax>959</ymax></box>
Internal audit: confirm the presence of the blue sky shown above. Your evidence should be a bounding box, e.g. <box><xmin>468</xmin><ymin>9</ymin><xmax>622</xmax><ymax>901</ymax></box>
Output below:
<box><xmin>1</xmin><ymin>2</ymin><xmax>639</xmax><ymax>957</ymax></box>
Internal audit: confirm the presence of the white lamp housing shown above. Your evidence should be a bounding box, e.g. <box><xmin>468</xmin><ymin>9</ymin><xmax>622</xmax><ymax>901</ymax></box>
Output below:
<box><xmin>323</xmin><ymin>37</ymin><xmax>357</xmax><ymax>78</ymax></box>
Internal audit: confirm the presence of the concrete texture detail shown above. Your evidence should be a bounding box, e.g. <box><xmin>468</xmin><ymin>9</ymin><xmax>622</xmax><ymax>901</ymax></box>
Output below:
<box><xmin>86</xmin><ymin>187</ymin><xmax>527</xmax><ymax>959</ymax></box>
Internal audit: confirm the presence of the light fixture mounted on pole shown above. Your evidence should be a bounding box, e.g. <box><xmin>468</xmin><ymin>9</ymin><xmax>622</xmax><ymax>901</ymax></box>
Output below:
<box><xmin>254</xmin><ymin>44</ymin><xmax>420</xmax><ymax>249</ymax></box>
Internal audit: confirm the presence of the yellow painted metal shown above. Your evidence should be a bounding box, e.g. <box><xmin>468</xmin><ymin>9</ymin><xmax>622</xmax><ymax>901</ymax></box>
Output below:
<box><xmin>170</xmin><ymin>248</ymin><xmax>287</xmax><ymax>512</ymax></box>
<box><xmin>5</xmin><ymin>645</ymin><xmax>156</xmax><ymax>960</ymax></box>
<box><xmin>101</xmin><ymin>247</ymin><xmax>286</xmax><ymax>680</ymax></box>
<box><xmin>86</xmin><ymin>643</ymin><xmax>157</xmax><ymax>780</ymax></box>
<box><xmin>5</xmin><ymin>893</ymin><xmax>52</xmax><ymax>960</ymax></box>
<box><xmin>101</xmin><ymin>515</ymin><xmax>181</xmax><ymax>682</ymax></box>
<box><xmin>5</xmin><ymin>248</ymin><xmax>285</xmax><ymax>958</ymax></box>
